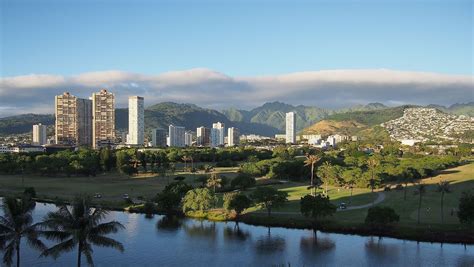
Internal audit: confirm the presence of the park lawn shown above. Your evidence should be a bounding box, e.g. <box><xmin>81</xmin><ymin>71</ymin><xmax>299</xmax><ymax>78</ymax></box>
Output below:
<box><xmin>0</xmin><ymin>166</ymin><xmax>240</xmax><ymax>205</ymax></box>
<box><xmin>333</xmin><ymin>162</ymin><xmax>474</xmax><ymax>226</ymax></box>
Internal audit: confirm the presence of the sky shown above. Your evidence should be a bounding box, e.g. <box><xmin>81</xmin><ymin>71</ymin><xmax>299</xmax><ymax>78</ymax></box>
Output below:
<box><xmin>0</xmin><ymin>0</ymin><xmax>473</xmax><ymax>116</ymax></box>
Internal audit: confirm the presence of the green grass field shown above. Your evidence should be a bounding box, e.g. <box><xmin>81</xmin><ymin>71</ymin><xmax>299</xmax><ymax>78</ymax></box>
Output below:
<box><xmin>1</xmin><ymin>161</ymin><xmax>473</xmax><ymax>229</ymax></box>
<box><xmin>0</xmin><ymin>167</ymin><xmax>240</xmax><ymax>206</ymax></box>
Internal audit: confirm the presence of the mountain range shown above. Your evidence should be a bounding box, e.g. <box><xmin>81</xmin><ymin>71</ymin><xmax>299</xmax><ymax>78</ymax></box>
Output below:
<box><xmin>0</xmin><ymin>101</ymin><xmax>472</xmax><ymax>137</ymax></box>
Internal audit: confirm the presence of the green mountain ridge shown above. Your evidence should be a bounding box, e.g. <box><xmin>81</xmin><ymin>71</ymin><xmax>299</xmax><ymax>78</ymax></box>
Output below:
<box><xmin>1</xmin><ymin>102</ymin><xmax>473</xmax><ymax>137</ymax></box>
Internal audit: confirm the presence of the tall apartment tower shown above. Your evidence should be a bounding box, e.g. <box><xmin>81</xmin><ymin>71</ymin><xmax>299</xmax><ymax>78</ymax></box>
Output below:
<box><xmin>127</xmin><ymin>96</ymin><xmax>144</xmax><ymax>145</ymax></box>
<box><xmin>285</xmin><ymin>112</ymin><xmax>296</xmax><ymax>144</ymax></box>
<box><xmin>227</xmin><ymin>127</ymin><xmax>240</xmax><ymax>147</ymax></box>
<box><xmin>184</xmin><ymin>131</ymin><xmax>194</xmax><ymax>146</ymax></box>
<box><xmin>196</xmin><ymin>126</ymin><xmax>210</xmax><ymax>146</ymax></box>
<box><xmin>55</xmin><ymin>92</ymin><xmax>92</xmax><ymax>146</ymax></box>
<box><xmin>151</xmin><ymin>128</ymin><xmax>167</xmax><ymax>147</ymax></box>
<box><xmin>211</xmin><ymin>122</ymin><xmax>225</xmax><ymax>147</ymax></box>
<box><xmin>32</xmin><ymin>123</ymin><xmax>47</xmax><ymax>145</ymax></box>
<box><xmin>92</xmin><ymin>89</ymin><xmax>115</xmax><ymax>149</ymax></box>
<box><xmin>168</xmin><ymin>124</ymin><xmax>185</xmax><ymax>147</ymax></box>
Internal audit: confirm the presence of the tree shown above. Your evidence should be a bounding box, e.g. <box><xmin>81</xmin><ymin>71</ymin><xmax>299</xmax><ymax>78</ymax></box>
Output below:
<box><xmin>99</xmin><ymin>148</ymin><xmax>114</xmax><ymax>172</ymax></box>
<box><xmin>436</xmin><ymin>180</ymin><xmax>451</xmax><ymax>224</ymax></box>
<box><xmin>251</xmin><ymin>187</ymin><xmax>288</xmax><ymax>216</ymax></box>
<box><xmin>231</xmin><ymin>173</ymin><xmax>256</xmax><ymax>190</ymax></box>
<box><xmin>155</xmin><ymin>181</ymin><xmax>193</xmax><ymax>213</ymax></box>
<box><xmin>40</xmin><ymin>197</ymin><xmax>125</xmax><ymax>267</ymax></box>
<box><xmin>458</xmin><ymin>191</ymin><xmax>474</xmax><ymax>226</ymax></box>
<box><xmin>228</xmin><ymin>194</ymin><xmax>252</xmax><ymax>222</ymax></box>
<box><xmin>206</xmin><ymin>173</ymin><xmax>222</xmax><ymax>193</ymax></box>
<box><xmin>182</xmin><ymin>188</ymin><xmax>216</xmax><ymax>213</ymax></box>
<box><xmin>304</xmin><ymin>155</ymin><xmax>321</xmax><ymax>196</ymax></box>
<box><xmin>0</xmin><ymin>196</ymin><xmax>46</xmax><ymax>267</ymax></box>
<box><xmin>366</xmin><ymin>158</ymin><xmax>379</xmax><ymax>193</ymax></box>
<box><xmin>317</xmin><ymin>161</ymin><xmax>336</xmax><ymax>195</ymax></box>
<box><xmin>414</xmin><ymin>183</ymin><xmax>426</xmax><ymax>224</ymax></box>
<box><xmin>365</xmin><ymin>206</ymin><xmax>399</xmax><ymax>229</ymax></box>
<box><xmin>300</xmin><ymin>194</ymin><xmax>336</xmax><ymax>229</ymax></box>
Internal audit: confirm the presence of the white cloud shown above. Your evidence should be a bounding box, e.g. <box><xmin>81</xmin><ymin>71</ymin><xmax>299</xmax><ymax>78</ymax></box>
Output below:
<box><xmin>0</xmin><ymin>68</ymin><xmax>472</xmax><ymax>117</ymax></box>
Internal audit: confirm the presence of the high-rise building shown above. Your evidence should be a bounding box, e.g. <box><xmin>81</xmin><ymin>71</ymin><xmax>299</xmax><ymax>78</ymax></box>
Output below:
<box><xmin>285</xmin><ymin>112</ymin><xmax>296</xmax><ymax>144</ymax></box>
<box><xmin>55</xmin><ymin>92</ymin><xmax>92</xmax><ymax>146</ymax></box>
<box><xmin>92</xmin><ymin>89</ymin><xmax>115</xmax><ymax>149</ymax></box>
<box><xmin>227</xmin><ymin>127</ymin><xmax>240</xmax><ymax>147</ymax></box>
<box><xmin>211</xmin><ymin>122</ymin><xmax>225</xmax><ymax>147</ymax></box>
<box><xmin>127</xmin><ymin>96</ymin><xmax>144</xmax><ymax>145</ymax></box>
<box><xmin>196</xmin><ymin>126</ymin><xmax>210</xmax><ymax>146</ymax></box>
<box><xmin>32</xmin><ymin>123</ymin><xmax>47</xmax><ymax>145</ymax></box>
<box><xmin>151</xmin><ymin>128</ymin><xmax>167</xmax><ymax>147</ymax></box>
<box><xmin>168</xmin><ymin>124</ymin><xmax>185</xmax><ymax>147</ymax></box>
<box><xmin>185</xmin><ymin>131</ymin><xmax>194</xmax><ymax>146</ymax></box>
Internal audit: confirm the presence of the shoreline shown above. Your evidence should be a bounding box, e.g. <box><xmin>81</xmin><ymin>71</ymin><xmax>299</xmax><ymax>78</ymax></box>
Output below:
<box><xmin>2</xmin><ymin>190</ymin><xmax>473</xmax><ymax>245</ymax></box>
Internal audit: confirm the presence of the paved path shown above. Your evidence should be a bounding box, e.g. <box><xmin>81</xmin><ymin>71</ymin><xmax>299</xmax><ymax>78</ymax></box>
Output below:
<box><xmin>339</xmin><ymin>192</ymin><xmax>386</xmax><ymax>211</ymax></box>
<box><xmin>251</xmin><ymin>192</ymin><xmax>386</xmax><ymax>215</ymax></box>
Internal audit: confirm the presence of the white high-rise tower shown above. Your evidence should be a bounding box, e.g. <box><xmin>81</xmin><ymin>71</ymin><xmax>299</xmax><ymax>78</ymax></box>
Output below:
<box><xmin>128</xmin><ymin>96</ymin><xmax>144</xmax><ymax>145</ymax></box>
<box><xmin>285</xmin><ymin>112</ymin><xmax>296</xmax><ymax>144</ymax></box>
<box><xmin>32</xmin><ymin>123</ymin><xmax>47</xmax><ymax>145</ymax></box>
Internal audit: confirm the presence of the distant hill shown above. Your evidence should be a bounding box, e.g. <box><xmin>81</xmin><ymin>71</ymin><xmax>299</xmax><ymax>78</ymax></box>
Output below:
<box><xmin>222</xmin><ymin>101</ymin><xmax>389</xmax><ymax>132</ymax></box>
<box><xmin>323</xmin><ymin>106</ymin><xmax>410</xmax><ymax>126</ymax></box>
<box><xmin>300</xmin><ymin>105</ymin><xmax>410</xmax><ymax>137</ymax></box>
<box><xmin>0</xmin><ymin>114</ymin><xmax>54</xmax><ymax>135</ymax></box>
<box><xmin>301</xmin><ymin>120</ymin><xmax>366</xmax><ymax>136</ymax></box>
<box><xmin>2</xmin><ymin>101</ymin><xmax>472</xmax><ymax>137</ymax></box>
<box><xmin>427</xmin><ymin>102</ymin><xmax>474</xmax><ymax>117</ymax></box>
<box><xmin>118</xmin><ymin>102</ymin><xmax>280</xmax><ymax>136</ymax></box>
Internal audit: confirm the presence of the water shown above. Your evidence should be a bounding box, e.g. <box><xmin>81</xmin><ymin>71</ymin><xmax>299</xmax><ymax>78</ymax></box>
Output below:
<box><xmin>2</xmin><ymin>202</ymin><xmax>473</xmax><ymax>266</ymax></box>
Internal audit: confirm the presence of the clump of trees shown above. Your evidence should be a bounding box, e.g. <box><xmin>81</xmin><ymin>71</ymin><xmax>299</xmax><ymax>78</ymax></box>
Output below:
<box><xmin>365</xmin><ymin>206</ymin><xmax>400</xmax><ymax>230</ymax></box>
<box><xmin>182</xmin><ymin>188</ymin><xmax>217</xmax><ymax>213</ymax></box>
<box><xmin>300</xmin><ymin>194</ymin><xmax>336</xmax><ymax>229</ymax></box>
<box><xmin>458</xmin><ymin>191</ymin><xmax>474</xmax><ymax>226</ymax></box>
<box><xmin>251</xmin><ymin>187</ymin><xmax>288</xmax><ymax>216</ymax></box>
<box><xmin>154</xmin><ymin>181</ymin><xmax>193</xmax><ymax>213</ymax></box>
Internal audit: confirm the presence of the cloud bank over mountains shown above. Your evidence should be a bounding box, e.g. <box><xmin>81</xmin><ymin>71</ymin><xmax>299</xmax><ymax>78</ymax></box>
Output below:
<box><xmin>0</xmin><ymin>68</ymin><xmax>472</xmax><ymax>117</ymax></box>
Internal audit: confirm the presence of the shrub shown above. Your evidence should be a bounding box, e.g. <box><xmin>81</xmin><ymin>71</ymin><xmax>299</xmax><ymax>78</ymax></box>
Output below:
<box><xmin>231</xmin><ymin>173</ymin><xmax>256</xmax><ymax>190</ymax></box>
<box><xmin>23</xmin><ymin>187</ymin><xmax>36</xmax><ymax>198</ymax></box>
<box><xmin>458</xmin><ymin>191</ymin><xmax>474</xmax><ymax>226</ymax></box>
<box><xmin>365</xmin><ymin>206</ymin><xmax>400</xmax><ymax>228</ymax></box>
<box><xmin>182</xmin><ymin>188</ymin><xmax>216</xmax><ymax>213</ymax></box>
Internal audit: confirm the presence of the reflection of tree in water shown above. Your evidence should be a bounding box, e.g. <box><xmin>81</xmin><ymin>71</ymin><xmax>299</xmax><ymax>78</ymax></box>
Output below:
<box><xmin>182</xmin><ymin>220</ymin><xmax>217</xmax><ymax>240</ymax></box>
<box><xmin>255</xmin><ymin>227</ymin><xmax>286</xmax><ymax>253</ymax></box>
<box><xmin>223</xmin><ymin>225</ymin><xmax>251</xmax><ymax>242</ymax></box>
<box><xmin>364</xmin><ymin>237</ymin><xmax>400</xmax><ymax>260</ymax></box>
<box><xmin>156</xmin><ymin>215</ymin><xmax>182</xmax><ymax>232</ymax></box>
<box><xmin>300</xmin><ymin>233</ymin><xmax>335</xmax><ymax>252</ymax></box>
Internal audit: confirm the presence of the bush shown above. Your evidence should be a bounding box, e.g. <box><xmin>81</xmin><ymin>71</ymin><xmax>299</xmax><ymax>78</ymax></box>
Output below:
<box><xmin>458</xmin><ymin>191</ymin><xmax>474</xmax><ymax>226</ymax></box>
<box><xmin>23</xmin><ymin>187</ymin><xmax>36</xmax><ymax>198</ymax></box>
<box><xmin>182</xmin><ymin>188</ymin><xmax>216</xmax><ymax>213</ymax></box>
<box><xmin>231</xmin><ymin>173</ymin><xmax>256</xmax><ymax>190</ymax></box>
<box><xmin>365</xmin><ymin>206</ymin><xmax>399</xmax><ymax>228</ymax></box>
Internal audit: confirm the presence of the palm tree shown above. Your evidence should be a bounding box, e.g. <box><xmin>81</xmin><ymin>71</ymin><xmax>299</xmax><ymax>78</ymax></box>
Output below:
<box><xmin>366</xmin><ymin>158</ymin><xmax>379</xmax><ymax>193</ymax></box>
<box><xmin>206</xmin><ymin>173</ymin><xmax>222</xmax><ymax>193</ymax></box>
<box><xmin>304</xmin><ymin>155</ymin><xmax>321</xmax><ymax>196</ymax></box>
<box><xmin>0</xmin><ymin>196</ymin><xmax>46</xmax><ymax>267</ymax></box>
<box><xmin>415</xmin><ymin>183</ymin><xmax>426</xmax><ymax>224</ymax></box>
<box><xmin>181</xmin><ymin>155</ymin><xmax>190</xmax><ymax>171</ymax></box>
<box><xmin>436</xmin><ymin>180</ymin><xmax>451</xmax><ymax>224</ymax></box>
<box><xmin>40</xmin><ymin>197</ymin><xmax>125</xmax><ymax>267</ymax></box>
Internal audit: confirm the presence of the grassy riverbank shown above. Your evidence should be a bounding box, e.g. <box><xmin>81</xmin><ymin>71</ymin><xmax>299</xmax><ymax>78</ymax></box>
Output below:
<box><xmin>1</xmin><ymin>162</ymin><xmax>473</xmax><ymax>243</ymax></box>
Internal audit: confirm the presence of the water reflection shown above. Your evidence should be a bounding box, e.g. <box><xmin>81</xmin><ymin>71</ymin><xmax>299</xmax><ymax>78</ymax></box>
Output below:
<box><xmin>223</xmin><ymin>225</ymin><xmax>251</xmax><ymax>242</ymax></box>
<box><xmin>183</xmin><ymin>220</ymin><xmax>217</xmax><ymax>240</ymax></box>
<box><xmin>300</xmin><ymin>234</ymin><xmax>336</xmax><ymax>251</ymax></box>
<box><xmin>255</xmin><ymin>228</ymin><xmax>286</xmax><ymax>253</ymax></box>
<box><xmin>156</xmin><ymin>215</ymin><xmax>182</xmax><ymax>231</ymax></box>
<box><xmin>365</xmin><ymin>237</ymin><xmax>400</xmax><ymax>261</ymax></box>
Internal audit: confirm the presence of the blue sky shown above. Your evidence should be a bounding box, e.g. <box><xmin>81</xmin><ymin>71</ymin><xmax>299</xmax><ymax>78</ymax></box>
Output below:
<box><xmin>1</xmin><ymin>0</ymin><xmax>472</xmax><ymax>77</ymax></box>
